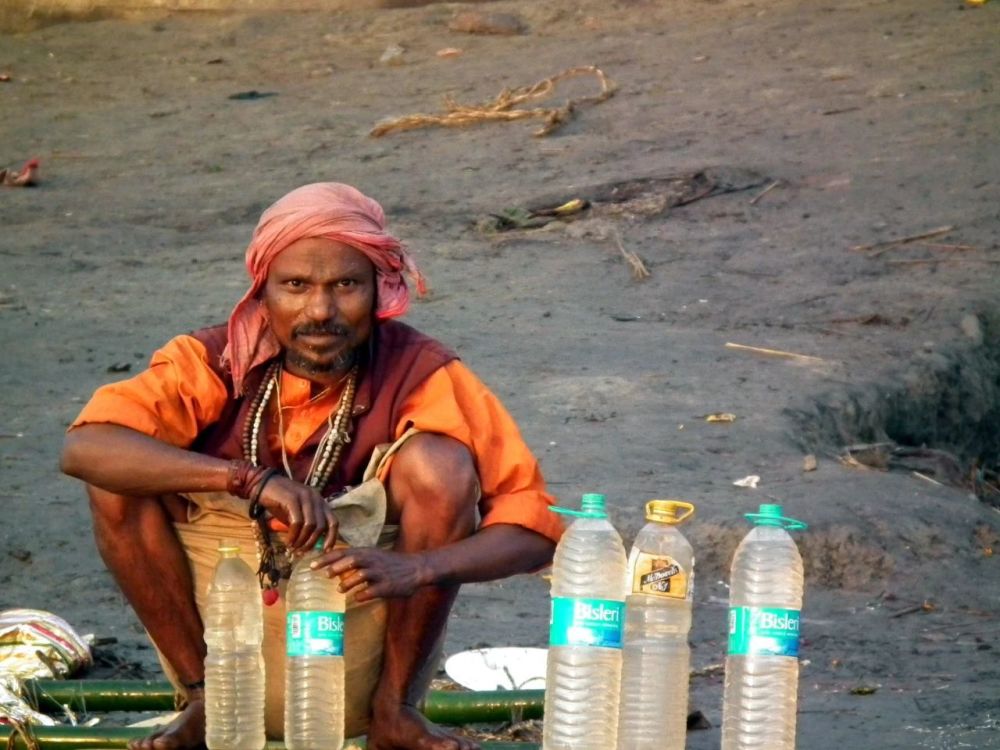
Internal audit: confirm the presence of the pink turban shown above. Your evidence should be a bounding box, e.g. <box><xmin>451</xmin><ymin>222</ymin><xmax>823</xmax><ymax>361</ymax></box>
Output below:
<box><xmin>222</xmin><ymin>182</ymin><xmax>426</xmax><ymax>393</ymax></box>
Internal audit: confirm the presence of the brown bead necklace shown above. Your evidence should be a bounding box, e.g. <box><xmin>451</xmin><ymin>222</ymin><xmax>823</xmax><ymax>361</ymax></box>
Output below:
<box><xmin>241</xmin><ymin>360</ymin><xmax>358</xmax><ymax>602</ymax></box>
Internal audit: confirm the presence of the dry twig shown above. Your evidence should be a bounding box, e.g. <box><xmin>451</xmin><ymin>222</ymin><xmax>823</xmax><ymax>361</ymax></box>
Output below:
<box><xmin>850</xmin><ymin>225</ymin><xmax>954</xmax><ymax>255</ymax></box>
<box><xmin>886</xmin><ymin>258</ymin><xmax>1000</xmax><ymax>267</ymax></box>
<box><xmin>690</xmin><ymin>662</ymin><xmax>724</xmax><ymax>678</ymax></box>
<box><xmin>724</xmin><ymin>342</ymin><xmax>826</xmax><ymax>364</ymax></box>
<box><xmin>613</xmin><ymin>231</ymin><xmax>650</xmax><ymax>280</ymax></box>
<box><xmin>890</xmin><ymin>600</ymin><xmax>936</xmax><ymax>618</ymax></box>
<box><xmin>912</xmin><ymin>471</ymin><xmax>944</xmax><ymax>487</ymax></box>
<box><xmin>749</xmin><ymin>179</ymin><xmax>782</xmax><ymax>205</ymax></box>
<box><xmin>914</xmin><ymin>242</ymin><xmax>979</xmax><ymax>252</ymax></box>
<box><xmin>370</xmin><ymin>66</ymin><xmax>617</xmax><ymax>138</ymax></box>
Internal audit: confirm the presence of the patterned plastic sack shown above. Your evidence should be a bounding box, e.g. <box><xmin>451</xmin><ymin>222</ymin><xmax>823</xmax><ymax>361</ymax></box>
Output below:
<box><xmin>0</xmin><ymin>609</ymin><xmax>92</xmax><ymax>680</ymax></box>
<box><xmin>0</xmin><ymin>673</ymin><xmax>55</xmax><ymax>728</ymax></box>
<box><xmin>0</xmin><ymin>609</ymin><xmax>91</xmax><ymax>734</ymax></box>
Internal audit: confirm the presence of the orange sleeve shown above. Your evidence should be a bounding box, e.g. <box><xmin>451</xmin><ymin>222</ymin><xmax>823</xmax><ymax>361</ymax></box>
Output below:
<box><xmin>393</xmin><ymin>360</ymin><xmax>565</xmax><ymax>545</ymax></box>
<box><xmin>69</xmin><ymin>334</ymin><xmax>229</xmax><ymax>448</ymax></box>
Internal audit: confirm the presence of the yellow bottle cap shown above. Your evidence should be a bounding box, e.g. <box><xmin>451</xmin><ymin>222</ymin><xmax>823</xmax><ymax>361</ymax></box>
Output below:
<box><xmin>645</xmin><ymin>500</ymin><xmax>695</xmax><ymax>525</ymax></box>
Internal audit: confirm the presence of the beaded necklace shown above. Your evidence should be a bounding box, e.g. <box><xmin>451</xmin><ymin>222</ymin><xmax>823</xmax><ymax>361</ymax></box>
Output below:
<box><xmin>241</xmin><ymin>360</ymin><xmax>358</xmax><ymax>600</ymax></box>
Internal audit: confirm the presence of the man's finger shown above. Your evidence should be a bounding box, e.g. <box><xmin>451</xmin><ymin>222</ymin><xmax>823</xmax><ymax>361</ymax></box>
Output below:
<box><xmin>299</xmin><ymin>499</ymin><xmax>327</xmax><ymax>551</ymax></box>
<box><xmin>322</xmin><ymin>507</ymin><xmax>338</xmax><ymax>552</ymax></box>
<box><xmin>352</xmin><ymin>580</ymin><xmax>376</xmax><ymax>603</ymax></box>
<box><xmin>339</xmin><ymin>573</ymin><xmax>371</xmax><ymax>597</ymax></box>
<box><xmin>294</xmin><ymin>499</ymin><xmax>318</xmax><ymax>549</ymax></box>
<box><xmin>284</xmin><ymin>507</ymin><xmax>304</xmax><ymax>548</ymax></box>
<box><xmin>310</xmin><ymin>547</ymin><xmax>347</xmax><ymax>571</ymax></box>
<box><xmin>302</xmin><ymin>518</ymin><xmax>325</xmax><ymax>553</ymax></box>
<box><xmin>326</xmin><ymin>554</ymin><xmax>360</xmax><ymax>577</ymax></box>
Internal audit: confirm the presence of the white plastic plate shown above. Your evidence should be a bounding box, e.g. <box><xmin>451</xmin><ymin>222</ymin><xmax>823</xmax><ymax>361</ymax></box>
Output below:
<box><xmin>444</xmin><ymin>646</ymin><xmax>548</xmax><ymax>691</ymax></box>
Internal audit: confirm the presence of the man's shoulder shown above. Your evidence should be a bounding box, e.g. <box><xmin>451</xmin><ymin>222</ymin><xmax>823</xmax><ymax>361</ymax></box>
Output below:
<box><xmin>183</xmin><ymin>323</ymin><xmax>229</xmax><ymax>379</ymax></box>
<box><xmin>187</xmin><ymin>323</ymin><xmax>228</xmax><ymax>350</ymax></box>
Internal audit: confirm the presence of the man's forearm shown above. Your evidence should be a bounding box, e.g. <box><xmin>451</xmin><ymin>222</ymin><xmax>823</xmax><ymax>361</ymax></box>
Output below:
<box><xmin>61</xmin><ymin>423</ymin><xmax>230</xmax><ymax>497</ymax></box>
<box><xmin>417</xmin><ymin>523</ymin><xmax>556</xmax><ymax>588</ymax></box>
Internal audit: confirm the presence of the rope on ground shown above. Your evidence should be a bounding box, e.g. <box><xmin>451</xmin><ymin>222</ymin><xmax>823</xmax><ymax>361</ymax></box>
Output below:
<box><xmin>370</xmin><ymin>66</ymin><xmax>617</xmax><ymax>138</ymax></box>
<box><xmin>4</xmin><ymin>718</ymin><xmax>40</xmax><ymax>750</ymax></box>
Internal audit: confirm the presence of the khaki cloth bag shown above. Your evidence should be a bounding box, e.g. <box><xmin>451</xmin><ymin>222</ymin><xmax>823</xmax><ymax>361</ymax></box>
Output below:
<box><xmin>159</xmin><ymin>429</ymin><xmax>428</xmax><ymax>739</ymax></box>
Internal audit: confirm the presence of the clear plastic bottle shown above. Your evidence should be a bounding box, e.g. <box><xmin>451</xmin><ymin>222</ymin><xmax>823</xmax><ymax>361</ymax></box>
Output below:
<box><xmin>543</xmin><ymin>493</ymin><xmax>628</xmax><ymax>750</ymax></box>
<box><xmin>721</xmin><ymin>503</ymin><xmax>807</xmax><ymax>750</ymax></box>
<box><xmin>617</xmin><ymin>500</ymin><xmax>696</xmax><ymax>750</ymax></box>
<box><xmin>204</xmin><ymin>541</ymin><xmax>266</xmax><ymax>750</ymax></box>
<box><xmin>284</xmin><ymin>543</ymin><xmax>345</xmax><ymax>750</ymax></box>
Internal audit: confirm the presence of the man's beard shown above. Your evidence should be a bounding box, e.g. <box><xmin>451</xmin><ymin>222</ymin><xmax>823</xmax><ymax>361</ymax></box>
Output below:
<box><xmin>285</xmin><ymin>321</ymin><xmax>364</xmax><ymax>376</ymax></box>
<box><xmin>285</xmin><ymin>345</ymin><xmax>358</xmax><ymax>376</ymax></box>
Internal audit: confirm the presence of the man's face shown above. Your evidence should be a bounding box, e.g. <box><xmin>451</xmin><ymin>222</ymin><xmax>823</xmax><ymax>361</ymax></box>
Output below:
<box><xmin>263</xmin><ymin>237</ymin><xmax>376</xmax><ymax>382</ymax></box>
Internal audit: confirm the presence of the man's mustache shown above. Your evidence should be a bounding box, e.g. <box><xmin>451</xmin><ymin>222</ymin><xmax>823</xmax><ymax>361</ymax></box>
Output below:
<box><xmin>292</xmin><ymin>322</ymin><xmax>351</xmax><ymax>338</ymax></box>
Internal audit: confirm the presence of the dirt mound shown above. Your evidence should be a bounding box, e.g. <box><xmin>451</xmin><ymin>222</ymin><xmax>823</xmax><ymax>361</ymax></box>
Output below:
<box><xmin>787</xmin><ymin>311</ymin><xmax>1000</xmax><ymax>505</ymax></box>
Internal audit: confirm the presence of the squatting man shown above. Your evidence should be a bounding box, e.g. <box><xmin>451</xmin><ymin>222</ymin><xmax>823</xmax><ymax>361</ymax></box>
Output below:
<box><xmin>62</xmin><ymin>182</ymin><xmax>565</xmax><ymax>750</ymax></box>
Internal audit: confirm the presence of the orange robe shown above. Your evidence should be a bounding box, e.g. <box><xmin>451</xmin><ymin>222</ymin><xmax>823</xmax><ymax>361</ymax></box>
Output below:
<box><xmin>71</xmin><ymin>332</ymin><xmax>563</xmax><ymax>544</ymax></box>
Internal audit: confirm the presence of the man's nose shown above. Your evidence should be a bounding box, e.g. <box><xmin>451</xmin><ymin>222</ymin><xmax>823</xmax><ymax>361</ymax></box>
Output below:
<box><xmin>305</xmin><ymin>288</ymin><xmax>338</xmax><ymax>321</ymax></box>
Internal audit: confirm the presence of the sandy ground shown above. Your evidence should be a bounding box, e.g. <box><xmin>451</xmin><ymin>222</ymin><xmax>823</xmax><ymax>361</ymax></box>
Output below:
<box><xmin>2</xmin><ymin>0</ymin><xmax>1000</xmax><ymax>747</ymax></box>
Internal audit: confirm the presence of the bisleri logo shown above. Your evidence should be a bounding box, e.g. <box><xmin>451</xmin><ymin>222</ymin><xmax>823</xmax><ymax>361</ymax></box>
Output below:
<box><xmin>574</xmin><ymin>601</ymin><xmax>621</xmax><ymax>623</ymax></box>
<box><xmin>752</xmin><ymin>610</ymin><xmax>799</xmax><ymax>632</ymax></box>
<box><xmin>316</xmin><ymin>615</ymin><xmax>344</xmax><ymax>633</ymax></box>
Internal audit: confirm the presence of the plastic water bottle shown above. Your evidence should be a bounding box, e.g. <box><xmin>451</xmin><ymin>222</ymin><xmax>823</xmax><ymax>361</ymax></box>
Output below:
<box><xmin>617</xmin><ymin>500</ymin><xmax>696</xmax><ymax>750</ymax></box>
<box><xmin>721</xmin><ymin>503</ymin><xmax>807</xmax><ymax>750</ymax></box>
<box><xmin>284</xmin><ymin>543</ymin><xmax>345</xmax><ymax>750</ymax></box>
<box><xmin>204</xmin><ymin>541</ymin><xmax>266</xmax><ymax>750</ymax></box>
<box><xmin>543</xmin><ymin>493</ymin><xmax>628</xmax><ymax>750</ymax></box>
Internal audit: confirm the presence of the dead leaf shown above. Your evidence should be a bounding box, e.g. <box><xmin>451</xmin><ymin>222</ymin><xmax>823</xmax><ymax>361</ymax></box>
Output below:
<box><xmin>706</xmin><ymin>413</ymin><xmax>736</xmax><ymax>423</ymax></box>
<box><xmin>850</xmin><ymin>685</ymin><xmax>879</xmax><ymax>696</ymax></box>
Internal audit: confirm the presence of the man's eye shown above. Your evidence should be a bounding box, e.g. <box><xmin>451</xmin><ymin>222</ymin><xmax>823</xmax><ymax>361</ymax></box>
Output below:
<box><xmin>286</xmin><ymin>279</ymin><xmax>304</xmax><ymax>289</ymax></box>
<box><xmin>338</xmin><ymin>279</ymin><xmax>357</xmax><ymax>287</ymax></box>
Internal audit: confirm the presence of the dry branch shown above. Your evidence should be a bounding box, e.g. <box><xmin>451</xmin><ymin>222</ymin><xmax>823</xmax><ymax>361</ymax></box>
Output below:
<box><xmin>371</xmin><ymin>66</ymin><xmax>617</xmax><ymax>138</ymax></box>
<box><xmin>613</xmin><ymin>232</ymin><xmax>650</xmax><ymax>280</ymax></box>
<box><xmin>886</xmin><ymin>258</ymin><xmax>1000</xmax><ymax>267</ymax></box>
<box><xmin>749</xmin><ymin>179</ymin><xmax>782</xmax><ymax>205</ymax></box>
<box><xmin>724</xmin><ymin>342</ymin><xmax>826</xmax><ymax>364</ymax></box>
<box><xmin>850</xmin><ymin>225</ymin><xmax>954</xmax><ymax>255</ymax></box>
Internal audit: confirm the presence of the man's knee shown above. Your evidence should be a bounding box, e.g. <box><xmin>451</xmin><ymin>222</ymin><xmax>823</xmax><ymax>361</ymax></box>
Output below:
<box><xmin>87</xmin><ymin>486</ymin><xmax>184</xmax><ymax>530</ymax></box>
<box><xmin>387</xmin><ymin>434</ymin><xmax>479</xmax><ymax>527</ymax></box>
<box><xmin>87</xmin><ymin>485</ymin><xmax>136</xmax><ymax>528</ymax></box>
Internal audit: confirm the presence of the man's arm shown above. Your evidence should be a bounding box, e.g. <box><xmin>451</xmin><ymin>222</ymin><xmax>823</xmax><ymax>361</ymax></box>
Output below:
<box><xmin>61</xmin><ymin>423</ymin><xmax>338</xmax><ymax>550</ymax></box>
<box><xmin>418</xmin><ymin>523</ymin><xmax>556</xmax><ymax>585</ymax></box>
<box><xmin>62</xmin><ymin>423</ymin><xmax>230</xmax><ymax>496</ymax></box>
<box><xmin>319</xmin><ymin>523</ymin><xmax>554</xmax><ymax>600</ymax></box>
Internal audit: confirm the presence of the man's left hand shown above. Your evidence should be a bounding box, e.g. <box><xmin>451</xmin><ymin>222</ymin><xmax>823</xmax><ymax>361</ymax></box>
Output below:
<box><xmin>311</xmin><ymin>548</ymin><xmax>433</xmax><ymax>602</ymax></box>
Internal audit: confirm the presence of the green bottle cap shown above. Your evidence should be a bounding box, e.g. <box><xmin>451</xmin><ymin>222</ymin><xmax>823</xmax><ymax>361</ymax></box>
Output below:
<box><xmin>549</xmin><ymin>493</ymin><xmax>609</xmax><ymax>519</ymax></box>
<box><xmin>744</xmin><ymin>503</ymin><xmax>807</xmax><ymax>530</ymax></box>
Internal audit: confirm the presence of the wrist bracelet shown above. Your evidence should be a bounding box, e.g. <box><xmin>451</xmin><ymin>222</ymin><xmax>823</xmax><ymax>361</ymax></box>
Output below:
<box><xmin>248</xmin><ymin>469</ymin><xmax>277</xmax><ymax>519</ymax></box>
<box><xmin>226</xmin><ymin>459</ymin><xmax>255</xmax><ymax>498</ymax></box>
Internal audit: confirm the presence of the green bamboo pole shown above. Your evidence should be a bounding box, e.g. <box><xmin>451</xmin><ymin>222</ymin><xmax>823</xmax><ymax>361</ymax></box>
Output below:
<box><xmin>421</xmin><ymin>689</ymin><xmax>544</xmax><ymax>724</ymax></box>
<box><xmin>0</xmin><ymin>726</ymin><xmax>539</xmax><ymax>750</ymax></box>
<box><xmin>24</xmin><ymin>680</ymin><xmax>175</xmax><ymax>713</ymax></box>
<box><xmin>24</xmin><ymin>680</ymin><xmax>545</xmax><ymax>725</ymax></box>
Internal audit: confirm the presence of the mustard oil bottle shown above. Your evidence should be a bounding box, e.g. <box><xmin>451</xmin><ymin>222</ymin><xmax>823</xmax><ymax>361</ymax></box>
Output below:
<box><xmin>617</xmin><ymin>500</ymin><xmax>695</xmax><ymax>750</ymax></box>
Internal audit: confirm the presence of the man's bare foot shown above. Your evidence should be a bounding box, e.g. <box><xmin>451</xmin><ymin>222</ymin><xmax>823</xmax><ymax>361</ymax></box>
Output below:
<box><xmin>127</xmin><ymin>692</ymin><xmax>206</xmax><ymax>750</ymax></box>
<box><xmin>369</xmin><ymin>703</ymin><xmax>479</xmax><ymax>750</ymax></box>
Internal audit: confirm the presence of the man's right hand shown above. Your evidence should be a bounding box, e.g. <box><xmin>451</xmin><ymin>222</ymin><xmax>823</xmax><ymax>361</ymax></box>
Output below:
<box><xmin>258</xmin><ymin>475</ymin><xmax>338</xmax><ymax>551</ymax></box>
